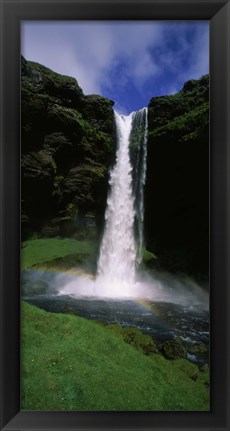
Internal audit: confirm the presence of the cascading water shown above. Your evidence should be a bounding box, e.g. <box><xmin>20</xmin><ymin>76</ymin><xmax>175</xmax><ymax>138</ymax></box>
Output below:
<box><xmin>97</xmin><ymin>111</ymin><xmax>136</xmax><ymax>283</ymax></box>
<box><xmin>130</xmin><ymin>108</ymin><xmax>148</xmax><ymax>264</ymax></box>
<box><xmin>97</xmin><ymin>108</ymin><xmax>148</xmax><ymax>288</ymax></box>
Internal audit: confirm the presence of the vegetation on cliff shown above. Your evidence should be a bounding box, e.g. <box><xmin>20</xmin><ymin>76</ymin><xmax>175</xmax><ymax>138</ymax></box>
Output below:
<box><xmin>21</xmin><ymin>56</ymin><xmax>115</xmax><ymax>239</ymax></box>
<box><xmin>21</xmin><ymin>56</ymin><xmax>209</xmax><ymax>279</ymax></box>
<box><xmin>146</xmin><ymin>75</ymin><xmax>209</xmax><ymax>279</ymax></box>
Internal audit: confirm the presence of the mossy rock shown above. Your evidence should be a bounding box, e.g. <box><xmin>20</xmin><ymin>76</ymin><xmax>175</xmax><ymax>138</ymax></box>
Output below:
<box><xmin>122</xmin><ymin>327</ymin><xmax>157</xmax><ymax>355</ymax></box>
<box><xmin>44</xmin><ymin>132</ymin><xmax>73</xmax><ymax>156</ymax></box>
<box><xmin>22</xmin><ymin>56</ymin><xmax>84</xmax><ymax>107</ymax></box>
<box><xmin>22</xmin><ymin>150</ymin><xmax>57</xmax><ymax>180</ymax></box>
<box><xmin>187</xmin><ymin>342</ymin><xmax>209</xmax><ymax>355</ymax></box>
<box><xmin>160</xmin><ymin>338</ymin><xmax>187</xmax><ymax>360</ymax></box>
<box><xmin>21</xmin><ymin>56</ymin><xmax>116</xmax><ymax>238</ymax></box>
<box><xmin>82</xmin><ymin>94</ymin><xmax>114</xmax><ymax>133</ymax></box>
<box><xmin>142</xmin><ymin>249</ymin><xmax>157</xmax><ymax>263</ymax></box>
<box><xmin>105</xmin><ymin>324</ymin><xmax>157</xmax><ymax>356</ymax></box>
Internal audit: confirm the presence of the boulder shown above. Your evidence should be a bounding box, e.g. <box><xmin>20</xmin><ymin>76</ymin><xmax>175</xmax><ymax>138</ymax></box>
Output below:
<box><xmin>160</xmin><ymin>338</ymin><xmax>187</xmax><ymax>360</ymax></box>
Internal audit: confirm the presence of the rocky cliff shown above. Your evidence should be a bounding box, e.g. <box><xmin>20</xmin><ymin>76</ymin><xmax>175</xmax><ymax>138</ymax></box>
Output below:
<box><xmin>21</xmin><ymin>56</ymin><xmax>115</xmax><ymax>238</ymax></box>
<box><xmin>146</xmin><ymin>75</ymin><xmax>209</xmax><ymax>280</ymax></box>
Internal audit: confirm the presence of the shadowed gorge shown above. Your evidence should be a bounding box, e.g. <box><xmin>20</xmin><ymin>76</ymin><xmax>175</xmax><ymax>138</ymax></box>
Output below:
<box><xmin>21</xmin><ymin>56</ymin><xmax>209</xmax><ymax>281</ymax></box>
<box><xmin>146</xmin><ymin>75</ymin><xmax>209</xmax><ymax>280</ymax></box>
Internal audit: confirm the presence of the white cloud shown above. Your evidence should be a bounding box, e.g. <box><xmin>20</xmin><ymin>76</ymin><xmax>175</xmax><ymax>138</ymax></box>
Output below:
<box><xmin>21</xmin><ymin>21</ymin><xmax>165</xmax><ymax>95</ymax></box>
<box><xmin>188</xmin><ymin>26</ymin><xmax>209</xmax><ymax>79</ymax></box>
<box><xmin>21</xmin><ymin>20</ymin><xmax>209</xmax><ymax>104</ymax></box>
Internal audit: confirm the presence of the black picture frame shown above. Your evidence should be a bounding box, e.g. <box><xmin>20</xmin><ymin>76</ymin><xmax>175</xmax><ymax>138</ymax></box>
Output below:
<box><xmin>0</xmin><ymin>0</ymin><xmax>229</xmax><ymax>430</ymax></box>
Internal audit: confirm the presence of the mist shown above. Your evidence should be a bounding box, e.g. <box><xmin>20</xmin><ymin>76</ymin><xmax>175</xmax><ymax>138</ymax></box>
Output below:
<box><xmin>22</xmin><ymin>267</ymin><xmax>208</xmax><ymax>310</ymax></box>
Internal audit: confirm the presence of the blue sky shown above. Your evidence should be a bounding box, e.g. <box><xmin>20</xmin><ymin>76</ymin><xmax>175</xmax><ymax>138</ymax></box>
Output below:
<box><xmin>21</xmin><ymin>21</ymin><xmax>209</xmax><ymax>114</ymax></box>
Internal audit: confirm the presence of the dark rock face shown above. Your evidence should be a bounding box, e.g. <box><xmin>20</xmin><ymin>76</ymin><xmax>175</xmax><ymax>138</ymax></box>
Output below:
<box><xmin>145</xmin><ymin>75</ymin><xmax>209</xmax><ymax>280</ymax></box>
<box><xmin>21</xmin><ymin>56</ymin><xmax>115</xmax><ymax>238</ymax></box>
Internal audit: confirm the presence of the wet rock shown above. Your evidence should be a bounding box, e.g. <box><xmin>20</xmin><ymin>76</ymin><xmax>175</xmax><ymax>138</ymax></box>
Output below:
<box><xmin>188</xmin><ymin>342</ymin><xmax>209</xmax><ymax>355</ymax></box>
<box><xmin>160</xmin><ymin>338</ymin><xmax>187</xmax><ymax>360</ymax></box>
<box><xmin>104</xmin><ymin>324</ymin><xmax>157</xmax><ymax>356</ymax></box>
<box><xmin>121</xmin><ymin>327</ymin><xmax>157</xmax><ymax>355</ymax></box>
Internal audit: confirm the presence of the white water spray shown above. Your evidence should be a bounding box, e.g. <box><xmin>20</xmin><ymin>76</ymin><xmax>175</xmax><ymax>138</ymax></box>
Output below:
<box><xmin>97</xmin><ymin>111</ymin><xmax>136</xmax><ymax>283</ymax></box>
<box><xmin>54</xmin><ymin>107</ymin><xmax>207</xmax><ymax>304</ymax></box>
<box><xmin>97</xmin><ymin>108</ymin><xmax>148</xmax><ymax>288</ymax></box>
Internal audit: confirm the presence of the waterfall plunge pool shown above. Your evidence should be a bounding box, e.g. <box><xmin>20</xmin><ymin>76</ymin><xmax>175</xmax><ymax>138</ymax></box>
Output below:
<box><xmin>21</xmin><ymin>268</ymin><xmax>209</xmax><ymax>367</ymax></box>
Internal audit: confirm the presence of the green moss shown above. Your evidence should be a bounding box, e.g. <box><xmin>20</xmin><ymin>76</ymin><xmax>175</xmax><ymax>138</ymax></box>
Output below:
<box><xmin>143</xmin><ymin>248</ymin><xmax>157</xmax><ymax>262</ymax></box>
<box><xmin>54</xmin><ymin>175</ymin><xmax>64</xmax><ymax>184</ymax></box>
<box><xmin>122</xmin><ymin>327</ymin><xmax>157</xmax><ymax>355</ymax></box>
<box><xmin>103</xmin><ymin>323</ymin><xmax>157</xmax><ymax>355</ymax></box>
<box><xmin>149</xmin><ymin>103</ymin><xmax>208</xmax><ymax>141</ymax></box>
<box><xmin>46</xmin><ymin>104</ymin><xmax>86</xmax><ymax>135</ymax></box>
<box><xmin>160</xmin><ymin>338</ymin><xmax>187</xmax><ymax>360</ymax></box>
<box><xmin>25</xmin><ymin>59</ymin><xmax>83</xmax><ymax>100</ymax></box>
<box><xmin>65</xmin><ymin>203</ymin><xmax>76</xmax><ymax>218</ymax></box>
<box><xmin>148</xmin><ymin>75</ymin><xmax>209</xmax><ymax>146</ymax></box>
<box><xmin>82</xmin><ymin>94</ymin><xmax>114</xmax><ymax>133</ymax></box>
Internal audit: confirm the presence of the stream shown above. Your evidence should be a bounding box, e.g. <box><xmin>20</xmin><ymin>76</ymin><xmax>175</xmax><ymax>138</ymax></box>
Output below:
<box><xmin>22</xmin><ymin>269</ymin><xmax>209</xmax><ymax>366</ymax></box>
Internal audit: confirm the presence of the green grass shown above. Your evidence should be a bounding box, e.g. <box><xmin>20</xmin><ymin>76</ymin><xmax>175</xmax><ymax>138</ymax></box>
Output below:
<box><xmin>21</xmin><ymin>238</ymin><xmax>94</xmax><ymax>269</ymax></box>
<box><xmin>21</xmin><ymin>302</ymin><xmax>209</xmax><ymax>411</ymax></box>
<box><xmin>21</xmin><ymin>238</ymin><xmax>157</xmax><ymax>273</ymax></box>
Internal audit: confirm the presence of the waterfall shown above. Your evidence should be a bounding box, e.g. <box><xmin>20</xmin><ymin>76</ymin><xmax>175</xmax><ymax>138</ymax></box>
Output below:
<box><xmin>130</xmin><ymin>108</ymin><xmax>148</xmax><ymax>264</ymax></box>
<box><xmin>97</xmin><ymin>108</ymin><xmax>148</xmax><ymax>286</ymax></box>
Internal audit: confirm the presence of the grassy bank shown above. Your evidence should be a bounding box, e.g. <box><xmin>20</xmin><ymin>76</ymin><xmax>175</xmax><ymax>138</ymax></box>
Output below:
<box><xmin>21</xmin><ymin>301</ymin><xmax>209</xmax><ymax>411</ymax></box>
<box><xmin>21</xmin><ymin>238</ymin><xmax>96</xmax><ymax>269</ymax></box>
<box><xmin>21</xmin><ymin>238</ymin><xmax>156</xmax><ymax>270</ymax></box>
